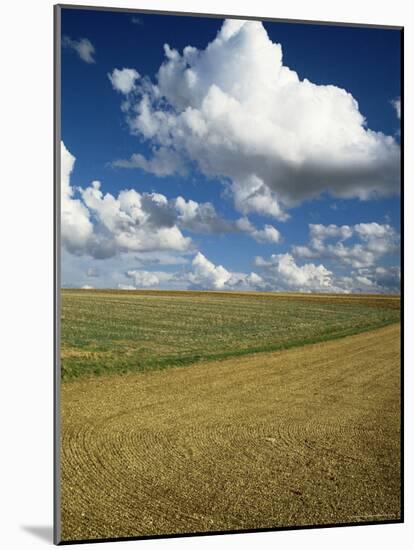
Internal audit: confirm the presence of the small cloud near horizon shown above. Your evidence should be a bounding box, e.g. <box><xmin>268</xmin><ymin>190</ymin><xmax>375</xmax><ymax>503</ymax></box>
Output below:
<box><xmin>391</xmin><ymin>97</ymin><xmax>401</xmax><ymax>119</ymax></box>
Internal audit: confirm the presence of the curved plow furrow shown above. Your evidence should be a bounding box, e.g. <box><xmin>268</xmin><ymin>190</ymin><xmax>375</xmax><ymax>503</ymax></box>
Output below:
<box><xmin>61</xmin><ymin>324</ymin><xmax>400</xmax><ymax>541</ymax></box>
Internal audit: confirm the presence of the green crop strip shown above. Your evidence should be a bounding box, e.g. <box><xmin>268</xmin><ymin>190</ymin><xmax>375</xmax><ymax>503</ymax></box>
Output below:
<box><xmin>60</xmin><ymin>290</ymin><xmax>400</xmax><ymax>381</ymax></box>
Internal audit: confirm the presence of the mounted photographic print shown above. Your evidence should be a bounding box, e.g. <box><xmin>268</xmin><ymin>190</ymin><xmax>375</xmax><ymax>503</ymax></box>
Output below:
<box><xmin>54</xmin><ymin>4</ymin><xmax>403</xmax><ymax>544</ymax></box>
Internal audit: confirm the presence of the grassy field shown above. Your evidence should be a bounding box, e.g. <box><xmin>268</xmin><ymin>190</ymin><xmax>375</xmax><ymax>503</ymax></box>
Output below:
<box><xmin>61</xmin><ymin>289</ymin><xmax>400</xmax><ymax>380</ymax></box>
<box><xmin>61</xmin><ymin>323</ymin><xmax>401</xmax><ymax>541</ymax></box>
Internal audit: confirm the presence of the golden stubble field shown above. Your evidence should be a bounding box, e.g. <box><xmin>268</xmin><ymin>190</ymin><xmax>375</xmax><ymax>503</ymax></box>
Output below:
<box><xmin>60</xmin><ymin>298</ymin><xmax>401</xmax><ymax>542</ymax></box>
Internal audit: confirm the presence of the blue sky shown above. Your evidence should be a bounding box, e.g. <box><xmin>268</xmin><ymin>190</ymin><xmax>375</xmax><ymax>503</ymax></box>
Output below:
<box><xmin>60</xmin><ymin>7</ymin><xmax>401</xmax><ymax>293</ymax></box>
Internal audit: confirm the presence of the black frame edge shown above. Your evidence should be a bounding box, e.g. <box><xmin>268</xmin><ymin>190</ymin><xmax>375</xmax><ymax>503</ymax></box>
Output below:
<box><xmin>399</xmin><ymin>26</ymin><xmax>404</xmax><ymax>525</ymax></box>
<box><xmin>54</xmin><ymin>3</ymin><xmax>62</xmax><ymax>546</ymax></box>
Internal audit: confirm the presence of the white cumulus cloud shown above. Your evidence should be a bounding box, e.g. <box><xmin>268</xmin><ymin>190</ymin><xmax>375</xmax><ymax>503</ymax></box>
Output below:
<box><xmin>189</xmin><ymin>252</ymin><xmax>232</xmax><ymax>289</ymax></box>
<box><xmin>61</xmin><ymin>142</ymin><xmax>94</xmax><ymax>254</ymax></box>
<box><xmin>61</xmin><ymin>143</ymin><xmax>274</xmax><ymax>262</ymax></box>
<box><xmin>62</xmin><ymin>36</ymin><xmax>96</xmax><ymax>63</ymax></box>
<box><xmin>337</xmin><ymin>265</ymin><xmax>400</xmax><ymax>294</ymax></box>
<box><xmin>118</xmin><ymin>252</ymin><xmax>266</xmax><ymax>291</ymax></box>
<box><xmin>255</xmin><ymin>253</ymin><xmax>338</xmax><ymax>292</ymax></box>
<box><xmin>236</xmin><ymin>217</ymin><xmax>281</xmax><ymax>243</ymax></box>
<box><xmin>108</xmin><ymin>68</ymin><xmax>140</xmax><ymax>94</ymax></box>
<box><xmin>175</xmin><ymin>196</ymin><xmax>232</xmax><ymax>233</ymax></box>
<box><xmin>113</xmin><ymin>147</ymin><xmax>184</xmax><ymax>176</ymax></box>
<box><xmin>292</xmin><ymin>222</ymin><xmax>399</xmax><ymax>268</ymax></box>
<box><xmin>61</xmin><ymin>142</ymin><xmax>191</xmax><ymax>259</ymax></box>
<box><xmin>392</xmin><ymin>97</ymin><xmax>401</xmax><ymax>119</ymax></box>
<box><xmin>112</xmin><ymin>19</ymin><xmax>400</xmax><ymax>220</ymax></box>
<box><xmin>126</xmin><ymin>270</ymin><xmax>173</xmax><ymax>287</ymax></box>
<box><xmin>188</xmin><ymin>252</ymin><xmax>265</xmax><ymax>291</ymax></box>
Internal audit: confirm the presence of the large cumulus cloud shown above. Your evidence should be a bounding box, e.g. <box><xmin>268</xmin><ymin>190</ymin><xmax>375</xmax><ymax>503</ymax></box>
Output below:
<box><xmin>254</xmin><ymin>221</ymin><xmax>400</xmax><ymax>293</ymax></box>
<box><xmin>61</xmin><ymin>142</ymin><xmax>281</xmax><ymax>260</ymax></box>
<box><xmin>292</xmin><ymin>222</ymin><xmax>399</xmax><ymax>269</ymax></box>
<box><xmin>61</xmin><ymin>142</ymin><xmax>95</xmax><ymax>253</ymax></box>
<box><xmin>254</xmin><ymin>253</ymin><xmax>340</xmax><ymax>292</ymax></box>
<box><xmin>61</xmin><ymin>142</ymin><xmax>190</xmax><ymax>258</ymax></box>
<box><xmin>125</xmin><ymin>252</ymin><xmax>266</xmax><ymax>291</ymax></box>
<box><xmin>254</xmin><ymin>251</ymin><xmax>400</xmax><ymax>294</ymax></box>
<box><xmin>112</xmin><ymin>19</ymin><xmax>400</xmax><ymax>220</ymax></box>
